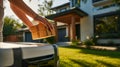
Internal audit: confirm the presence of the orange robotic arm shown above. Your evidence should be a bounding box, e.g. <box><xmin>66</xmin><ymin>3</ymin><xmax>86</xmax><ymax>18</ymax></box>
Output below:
<box><xmin>8</xmin><ymin>0</ymin><xmax>55</xmax><ymax>40</ymax></box>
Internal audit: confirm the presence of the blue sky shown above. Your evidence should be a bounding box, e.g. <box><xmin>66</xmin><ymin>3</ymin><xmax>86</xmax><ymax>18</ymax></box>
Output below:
<box><xmin>4</xmin><ymin>0</ymin><xmax>69</xmax><ymax>20</ymax></box>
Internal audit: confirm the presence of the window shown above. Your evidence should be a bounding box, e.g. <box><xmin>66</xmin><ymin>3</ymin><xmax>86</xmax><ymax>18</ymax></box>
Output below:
<box><xmin>94</xmin><ymin>14</ymin><xmax>120</xmax><ymax>38</ymax></box>
<box><xmin>60</xmin><ymin>8</ymin><xmax>67</xmax><ymax>12</ymax></box>
<box><xmin>71</xmin><ymin>0</ymin><xmax>80</xmax><ymax>7</ymax></box>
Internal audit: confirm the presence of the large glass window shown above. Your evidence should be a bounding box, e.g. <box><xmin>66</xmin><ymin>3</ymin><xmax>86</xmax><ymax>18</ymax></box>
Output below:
<box><xmin>94</xmin><ymin>14</ymin><xmax>120</xmax><ymax>38</ymax></box>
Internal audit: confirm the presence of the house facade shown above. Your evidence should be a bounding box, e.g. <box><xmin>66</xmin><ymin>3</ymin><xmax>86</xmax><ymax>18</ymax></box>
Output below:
<box><xmin>46</xmin><ymin>0</ymin><xmax>120</xmax><ymax>44</ymax></box>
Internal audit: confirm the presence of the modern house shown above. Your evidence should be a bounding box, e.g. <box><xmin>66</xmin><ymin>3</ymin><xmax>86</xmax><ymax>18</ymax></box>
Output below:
<box><xmin>23</xmin><ymin>0</ymin><xmax>120</xmax><ymax>45</ymax></box>
<box><xmin>46</xmin><ymin>0</ymin><xmax>120</xmax><ymax>44</ymax></box>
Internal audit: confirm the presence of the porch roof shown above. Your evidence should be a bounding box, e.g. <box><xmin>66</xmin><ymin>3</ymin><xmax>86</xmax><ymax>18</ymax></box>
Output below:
<box><xmin>46</xmin><ymin>7</ymin><xmax>88</xmax><ymax>23</ymax></box>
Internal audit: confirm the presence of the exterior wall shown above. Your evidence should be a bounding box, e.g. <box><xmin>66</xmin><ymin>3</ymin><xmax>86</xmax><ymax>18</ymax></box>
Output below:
<box><xmin>80</xmin><ymin>0</ymin><xmax>94</xmax><ymax>41</ymax></box>
<box><xmin>93</xmin><ymin>4</ymin><xmax>119</xmax><ymax>15</ymax></box>
<box><xmin>4</xmin><ymin>35</ymin><xmax>20</xmax><ymax>42</ymax></box>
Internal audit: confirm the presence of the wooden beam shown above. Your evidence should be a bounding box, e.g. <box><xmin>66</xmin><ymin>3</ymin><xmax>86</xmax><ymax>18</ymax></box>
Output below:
<box><xmin>54</xmin><ymin>13</ymin><xmax>81</xmax><ymax>23</ymax></box>
<box><xmin>54</xmin><ymin>14</ymin><xmax>73</xmax><ymax>23</ymax></box>
<box><xmin>66</xmin><ymin>24</ymin><xmax>70</xmax><ymax>41</ymax></box>
<box><xmin>70</xmin><ymin>16</ymin><xmax>76</xmax><ymax>41</ymax></box>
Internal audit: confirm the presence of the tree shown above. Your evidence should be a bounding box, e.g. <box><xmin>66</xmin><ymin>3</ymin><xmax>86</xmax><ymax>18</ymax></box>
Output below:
<box><xmin>38</xmin><ymin>0</ymin><xmax>53</xmax><ymax>16</ymax></box>
<box><xmin>3</xmin><ymin>16</ymin><xmax>22</xmax><ymax>37</ymax></box>
<box><xmin>0</xmin><ymin>0</ymin><xmax>4</xmax><ymax>42</ymax></box>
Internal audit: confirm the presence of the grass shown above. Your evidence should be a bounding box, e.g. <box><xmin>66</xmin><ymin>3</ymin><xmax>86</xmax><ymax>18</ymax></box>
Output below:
<box><xmin>59</xmin><ymin>46</ymin><xmax>120</xmax><ymax>67</ymax></box>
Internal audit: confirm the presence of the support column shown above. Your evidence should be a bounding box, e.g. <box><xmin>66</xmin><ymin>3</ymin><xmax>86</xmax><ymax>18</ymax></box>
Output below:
<box><xmin>66</xmin><ymin>24</ymin><xmax>70</xmax><ymax>41</ymax></box>
<box><xmin>70</xmin><ymin>16</ymin><xmax>76</xmax><ymax>41</ymax></box>
<box><xmin>53</xmin><ymin>21</ymin><xmax>58</xmax><ymax>42</ymax></box>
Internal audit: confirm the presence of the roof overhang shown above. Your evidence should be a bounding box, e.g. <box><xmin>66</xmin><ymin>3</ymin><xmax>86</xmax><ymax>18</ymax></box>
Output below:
<box><xmin>51</xmin><ymin>2</ymin><xmax>70</xmax><ymax>10</ymax></box>
<box><xmin>46</xmin><ymin>7</ymin><xmax>88</xmax><ymax>23</ymax></box>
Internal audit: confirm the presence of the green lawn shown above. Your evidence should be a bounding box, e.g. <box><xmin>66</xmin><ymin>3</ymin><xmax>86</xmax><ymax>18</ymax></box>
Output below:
<box><xmin>59</xmin><ymin>46</ymin><xmax>120</xmax><ymax>67</ymax></box>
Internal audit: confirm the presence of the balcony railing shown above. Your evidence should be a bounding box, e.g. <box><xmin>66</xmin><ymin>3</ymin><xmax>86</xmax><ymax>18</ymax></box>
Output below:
<box><xmin>93</xmin><ymin>0</ymin><xmax>103</xmax><ymax>3</ymax></box>
<box><xmin>93</xmin><ymin>0</ymin><xmax>113</xmax><ymax>7</ymax></box>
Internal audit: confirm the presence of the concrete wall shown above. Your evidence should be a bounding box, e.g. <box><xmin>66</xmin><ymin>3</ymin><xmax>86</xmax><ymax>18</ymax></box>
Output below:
<box><xmin>80</xmin><ymin>0</ymin><xmax>94</xmax><ymax>41</ymax></box>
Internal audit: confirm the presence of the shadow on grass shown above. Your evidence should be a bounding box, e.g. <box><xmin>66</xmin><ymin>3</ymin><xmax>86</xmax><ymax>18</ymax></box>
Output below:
<box><xmin>96</xmin><ymin>60</ymin><xmax>116</xmax><ymax>67</ymax></box>
<box><xmin>60</xmin><ymin>60</ymin><xmax>73</xmax><ymax>67</ymax></box>
<box><xmin>60</xmin><ymin>46</ymin><xmax>120</xmax><ymax>59</ymax></box>
<box><xmin>60</xmin><ymin>45</ymin><xmax>81</xmax><ymax>49</ymax></box>
<box><xmin>80</xmin><ymin>48</ymin><xmax>120</xmax><ymax>59</ymax></box>
<box><xmin>70</xmin><ymin>59</ymin><xmax>96</xmax><ymax>67</ymax></box>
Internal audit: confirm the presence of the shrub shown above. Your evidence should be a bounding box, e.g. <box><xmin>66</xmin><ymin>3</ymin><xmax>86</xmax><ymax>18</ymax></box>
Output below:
<box><xmin>71</xmin><ymin>39</ymin><xmax>80</xmax><ymax>45</ymax></box>
<box><xmin>83</xmin><ymin>36</ymin><xmax>96</xmax><ymax>46</ymax></box>
<box><xmin>65</xmin><ymin>36</ymin><xmax>70</xmax><ymax>41</ymax></box>
<box><xmin>107</xmin><ymin>40</ymin><xmax>114</xmax><ymax>46</ymax></box>
<box><xmin>44</xmin><ymin>36</ymin><xmax>56</xmax><ymax>44</ymax></box>
<box><xmin>83</xmin><ymin>39</ymin><xmax>94</xmax><ymax>46</ymax></box>
<box><xmin>3</xmin><ymin>16</ymin><xmax>22</xmax><ymax>37</ymax></box>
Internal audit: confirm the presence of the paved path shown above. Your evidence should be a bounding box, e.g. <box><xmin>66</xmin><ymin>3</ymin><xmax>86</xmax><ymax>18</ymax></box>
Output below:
<box><xmin>56</xmin><ymin>42</ymin><xmax>71</xmax><ymax>46</ymax></box>
<box><xmin>56</xmin><ymin>42</ymin><xmax>120</xmax><ymax>51</ymax></box>
<box><xmin>78</xmin><ymin>45</ymin><xmax>119</xmax><ymax>51</ymax></box>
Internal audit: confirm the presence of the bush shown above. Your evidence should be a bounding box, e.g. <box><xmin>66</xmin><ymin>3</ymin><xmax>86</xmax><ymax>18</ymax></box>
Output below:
<box><xmin>3</xmin><ymin>16</ymin><xmax>22</xmax><ymax>37</ymax></box>
<box><xmin>83</xmin><ymin>39</ymin><xmax>94</xmax><ymax>46</ymax></box>
<box><xmin>44</xmin><ymin>36</ymin><xmax>56</xmax><ymax>44</ymax></box>
<box><xmin>71</xmin><ymin>39</ymin><xmax>80</xmax><ymax>45</ymax></box>
<box><xmin>83</xmin><ymin>36</ymin><xmax>96</xmax><ymax>47</ymax></box>
<box><xmin>107</xmin><ymin>40</ymin><xmax>114</xmax><ymax>46</ymax></box>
